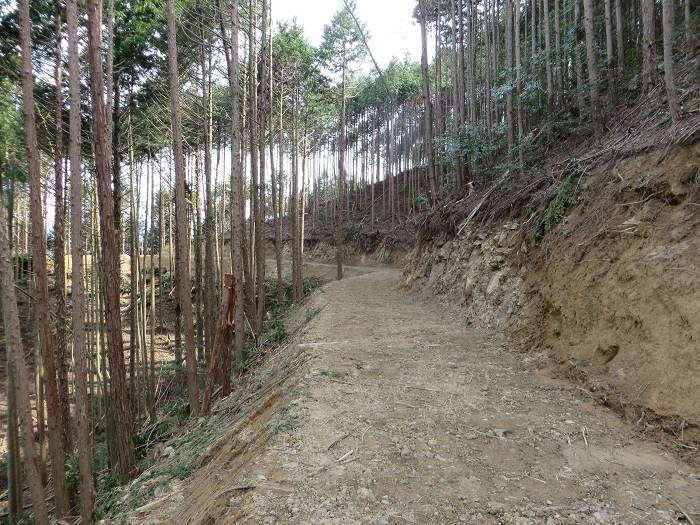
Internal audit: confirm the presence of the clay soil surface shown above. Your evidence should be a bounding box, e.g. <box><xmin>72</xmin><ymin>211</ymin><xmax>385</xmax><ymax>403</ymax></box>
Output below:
<box><xmin>132</xmin><ymin>266</ymin><xmax>699</xmax><ymax>524</ymax></box>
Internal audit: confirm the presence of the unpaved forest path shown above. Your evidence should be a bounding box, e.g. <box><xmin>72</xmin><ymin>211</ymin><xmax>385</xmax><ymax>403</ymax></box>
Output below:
<box><xmin>146</xmin><ymin>267</ymin><xmax>699</xmax><ymax>524</ymax></box>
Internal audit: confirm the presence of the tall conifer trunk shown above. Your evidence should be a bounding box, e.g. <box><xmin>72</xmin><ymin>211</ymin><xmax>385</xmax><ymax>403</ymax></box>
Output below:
<box><xmin>19</xmin><ymin>0</ymin><xmax>70</xmax><ymax>511</ymax></box>
<box><xmin>68</xmin><ymin>0</ymin><xmax>95</xmax><ymax>515</ymax></box>
<box><xmin>167</xmin><ymin>0</ymin><xmax>200</xmax><ymax>415</ymax></box>
<box><xmin>86</xmin><ymin>0</ymin><xmax>138</xmax><ymax>481</ymax></box>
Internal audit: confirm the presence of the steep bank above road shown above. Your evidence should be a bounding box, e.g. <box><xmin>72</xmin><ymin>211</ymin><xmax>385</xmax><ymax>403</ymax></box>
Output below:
<box><xmin>404</xmin><ymin>138</ymin><xmax>700</xmax><ymax>448</ymax></box>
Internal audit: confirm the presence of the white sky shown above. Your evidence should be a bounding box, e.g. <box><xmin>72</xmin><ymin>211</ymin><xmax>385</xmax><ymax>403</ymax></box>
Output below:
<box><xmin>272</xmin><ymin>0</ymin><xmax>422</xmax><ymax>70</ymax></box>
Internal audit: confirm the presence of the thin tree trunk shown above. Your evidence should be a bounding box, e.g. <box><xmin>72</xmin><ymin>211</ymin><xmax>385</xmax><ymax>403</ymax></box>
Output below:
<box><xmin>53</xmin><ymin>2</ymin><xmax>72</xmax><ymax>456</ymax></box>
<box><xmin>553</xmin><ymin>0</ymin><xmax>562</xmax><ymax>106</ymax></box>
<box><xmin>19</xmin><ymin>0</ymin><xmax>70</xmax><ymax>512</ymax></box>
<box><xmin>543</xmin><ymin>0</ymin><xmax>553</xmax><ymax>106</ymax></box>
<box><xmin>128</xmin><ymin>113</ymin><xmax>140</xmax><ymax>420</ymax></box>
<box><xmin>68</xmin><ymin>0</ymin><xmax>95</xmax><ymax>515</ymax></box>
<box><xmin>167</xmin><ymin>0</ymin><xmax>200</xmax><ymax>416</ymax></box>
<box><xmin>5</xmin><ymin>348</ymin><xmax>22</xmax><ymax>524</ymax></box>
<box><xmin>256</xmin><ymin>0</ymin><xmax>269</xmax><ymax>331</ymax></box>
<box><xmin>604</xmin><ymin>0</ymin><xmax>615</xmax><ymax>92</ymax></box>
<box><xmin>685</xmin><ymin>0</ymin><xmax>692</xmax><ymax>51</ymax></box>
<box><xmin>201</xmin><ymin>24</ymin><xmax>217</xmax><ymax>363</ymax></box>
<box><xmin>419</xmin><ymin>0</ymin><xmax>439</xmax><ymax>204</ymax></box>
<box><xmin>574</xmin><ymin>0</ymin><xmax>586</xmax><ymax>119</ymax></box>
<box><xmin>335</xmin><ymin>70</ymin><xmax>346</xmax><ymax>282</ymax></box>
<box><xmin>661</xmin><ymin>0</ymin><xmax>681</xmax><ymax>122</ymax></box>
<box><xmin>435</xmin><ymin>3</ymin><xmax>443</xmax><ymax>138</ymax></box>
<box><xmin>615</xmin><ymin>0</ymin><xmax>624</xmax><ymax>72</ymax></box>
<box><xmin>273</xmin><ymin>93</ymin><xmax>284</xmax><ymax>304</ymax></box>
<box><xmin>642</xmin><ymin>0</ymin><xmax>656</xmax><ymax>92</ymax></box>
<box><xmin>228</xmin><ymin>0</ymin><xmax>244</xmax><ymax>386</ymax></box>
<box><xmin>506</xmin><ymin>0</ymin><xmax>514</xmax><ymax>152</ymax></box>
<box><xmin>515</xmin><ymin>0</ymin><xmax>525</xmax><ymax>172</ymax></box>
<box><xmin>294</xmin><ymin>87</ymin><xmax>304</xmax><ymax>289</ymax></box>
<box><xmin>3</xmin><ymin>183</ymin><xmax>23</xmax><ymax>522</ymax></box>
<box><xmin>86</xmin><ymin>0</ymin><xmax>138</xmax><ymax>481</ymax></box>
<box><xmin>583</xmin><ymin>0</ymin><xmax>603</xmax><ymax>136</ymax></box>
<box><xmin>0</xmin><ymin>205</ymin><xmax>49</xmax><ymax>524</ymax></box>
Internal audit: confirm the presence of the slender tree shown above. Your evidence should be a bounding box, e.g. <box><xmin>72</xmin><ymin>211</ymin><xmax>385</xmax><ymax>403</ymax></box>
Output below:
<box><xmin>419</xmin><ymin>0</ymin><xmax>439</xmax><ymax>204</ymax></box>
<box><xmin>18</xmin><ymin>0</ymin><xmax>70</xmax><ymax>512</ymax></box>
<box><xmin>167</xmin><ymin>0</ymin><xmax>200</xmax><ymax>415</ymax></box>
<box><xmin>583</xmin><ymin>0</ymin><xmax>603</xmax><ymax>136</ymax></box>
<box><xmin>68</xmin><ymin>0</ymin><xmax>95</xmax><ymax>516</ymax></box>
<box><xmin>0</xmin><ymin>206</ymin><xmax>49</xmax><ymax>524</ymax></box>
<box><xmin>615</xmin><ymin>0</ymin><xmax>624</xmax><ymax>73</ymax></box>
<box><xmin>320</xmin><ymin>0</ymin><xmax>368</xmax><ymax>280</ymax></box>
<box><xmin>86</xmin><ymin>0</ymin><xmax>138</xmax><ymax>481</ymax></box>
<box><xmin>661</xmin><ymin>0</ymin><xmax>681</xmax><ymax>122</ymax></box>
<box><xmin>642</xmin><ymin>0</ymin><xmax>656</xmax><ymax>92</ymax></box>
<box><xmin>53</xmin><ymin>2</ymin><xmax>72</xmax><ymax>455</ymax></box>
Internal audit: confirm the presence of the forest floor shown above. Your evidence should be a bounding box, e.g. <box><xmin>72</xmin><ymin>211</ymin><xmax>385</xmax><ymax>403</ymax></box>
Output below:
<box><xmin>131</xmin><ymin>264</ymin><xmax>699</xmax><ymax>525</ymax></box>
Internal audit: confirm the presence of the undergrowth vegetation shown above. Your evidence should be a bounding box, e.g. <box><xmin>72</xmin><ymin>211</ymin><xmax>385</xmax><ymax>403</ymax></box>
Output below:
<box><xmin>94</xmin><ymin>274</ymin><xmax>321</xmax><ymax>521</ymax></box>
<box><xmin>535</xmin><ymin>172</ymin><xmax>576</xmax><ymax>238</ymax></box>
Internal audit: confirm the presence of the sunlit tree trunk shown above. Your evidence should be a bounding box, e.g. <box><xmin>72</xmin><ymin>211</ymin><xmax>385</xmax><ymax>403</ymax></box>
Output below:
<box><xmin>167</xmin><ymin>0</ymin><xmax>200</xmax><ymax>415</ymax></box>
<box><xmin>68</xmin><ymin>0</ymin><xmax>95</xmax><ymax>516</ymax></box>
<box><xmin>86</xmin><ymin>0</ymin><xmax>138</xmax><ymax>481</ymax></box>
<box><xmin>19</xmin><ymin>0</ymin><xmax>70</xmax><ymax>512</ymax></box>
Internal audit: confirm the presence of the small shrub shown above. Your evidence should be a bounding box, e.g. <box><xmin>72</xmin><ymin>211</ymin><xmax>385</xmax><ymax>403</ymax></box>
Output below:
<box><xmin>264</xmin><ymin>318</ymin><xmax>287</xmax><ymax>344</ymax></box>
<box><xmin>65</xmin><ymin>455</ymin><xmax>80</xmax><ymax>493</ymax></box>
<box><xmin>165</xmin><ymin>400</ymin><xmax>191</xmax><ymax>422</ymax></box>
<box><xmin>94</xmin><ymin>470</ymin><xmax>122</xmax><ymax>520</ymax></box>
<box><xmin>233</xmin><ymin>358</ymin><xmax>246</xmax><ymax>376</ymax></box>
<box><xmin>302</xmin><ymin>276</ymin><xmax>322</xmax><ymax>297</ymax></box>
<box><xmin>536</xmin><ymin>173</ymin><xmax>575</xmax><ymax>238</ymax></box>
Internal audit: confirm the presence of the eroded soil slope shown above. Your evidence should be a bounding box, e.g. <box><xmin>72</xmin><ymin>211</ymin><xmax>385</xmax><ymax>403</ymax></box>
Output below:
<box><xmin>129</xmin><ymin>268</ymin><xmax>699</xmax><ymax>525</ymax></box>
<box><xmin>405</xmin><ymin>141</ymin><xmax>700</xmax><ymax>442</ymax></box>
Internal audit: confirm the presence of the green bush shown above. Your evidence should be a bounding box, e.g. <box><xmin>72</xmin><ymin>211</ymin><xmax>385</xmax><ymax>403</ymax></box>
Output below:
<box><xmin>536</xmin><ymin>173</ymin><xmax>575</xmax><ymax>238</ymax></box>
<box><xmin>264</xmin><ymin>318</ymin><xmax>287</xmax><ymax>344</ymax></box>
<box><xmin>65</xmin><ymin>455</ymin><xmax>80</xmax><ymax>493</ymax></box>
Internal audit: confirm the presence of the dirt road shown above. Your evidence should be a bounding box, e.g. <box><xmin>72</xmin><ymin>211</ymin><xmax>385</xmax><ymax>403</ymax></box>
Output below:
<box><xmin>136</xmin><ymin>267</ymin><xmax>699</xmax><ymax>524</ymax></box>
